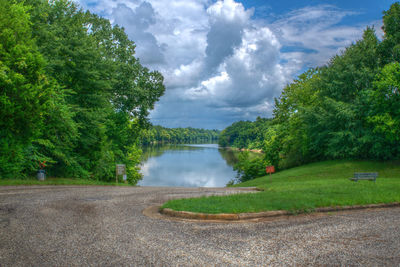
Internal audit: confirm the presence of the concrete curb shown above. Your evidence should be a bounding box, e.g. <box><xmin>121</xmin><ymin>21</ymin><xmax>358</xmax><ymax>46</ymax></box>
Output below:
<box><xmin>160</xmin><ymin>202</ymin><xmax>400</xmax><ymax>221</ymax></box>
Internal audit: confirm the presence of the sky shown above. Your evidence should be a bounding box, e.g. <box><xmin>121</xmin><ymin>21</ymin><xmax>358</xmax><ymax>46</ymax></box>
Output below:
<box><xmin>76</xmin><ymin>0</ymin><xmax>397</xmax><ymax>129</ymax></box>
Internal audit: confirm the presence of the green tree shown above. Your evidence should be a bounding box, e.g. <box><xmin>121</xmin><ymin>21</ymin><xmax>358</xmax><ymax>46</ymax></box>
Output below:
<box><xmin>141</xmin><ymin>125</ymin><xmax>219</xmax><ymax>145</ymax></box>
<box><xmin>368</xmin><ymin>62</ymin><xmax>400</xmax><ymax>145</ymax></box>
<box><xmin>2</xmin><ymin>0</ymin><xmax>165</xmax><ymax>183</ymax></box>
<box><xmin>379</xmin><ymin>2</ymin><xmax>400</xmax><ymax>64</ymax></box>
<box><xmin>0</xmin><ymin>0</ymin><xmax>57</xmax><ymax>177</ymax></box>
<box><xmin>220</xmin><ymin>4</ymin><xmax>400</xmax><ymax>181</ymax></box>
<box><xmin>233</xmin><ymin>152</ymin><xmax>266</xmax><ymax>183</ymax></box>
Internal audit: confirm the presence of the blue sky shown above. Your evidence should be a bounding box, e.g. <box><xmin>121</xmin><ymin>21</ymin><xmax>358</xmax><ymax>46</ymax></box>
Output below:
<box><xmin>242</xmin><ymin>0</ymin><xmax>392</xmax><ymax>20</ymax></box>
<box><xmin>76</xmin><ymin>0</ymin><xmax>397</xmax><ymax>129</ymax></box>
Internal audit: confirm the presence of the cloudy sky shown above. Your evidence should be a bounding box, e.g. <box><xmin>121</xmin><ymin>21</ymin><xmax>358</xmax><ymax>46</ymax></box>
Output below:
<box><xmin>77</xmin><ymin>0</ymin><xmax>395</xmax><ymax>129</ymax></box>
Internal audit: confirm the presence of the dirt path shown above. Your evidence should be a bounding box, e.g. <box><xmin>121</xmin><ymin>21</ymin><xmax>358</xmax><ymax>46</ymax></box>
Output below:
<box><xmin>0</xmin><ymin>186</ymin><xmax>399</xmax><ymax>266</ymax></box>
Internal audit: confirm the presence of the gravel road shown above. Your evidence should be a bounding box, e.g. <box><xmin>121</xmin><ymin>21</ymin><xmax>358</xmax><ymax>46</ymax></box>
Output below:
<box><xmin>0</xmin><ymin>185</ymin><xmax>399</xmax><ymax>266</ymax></box>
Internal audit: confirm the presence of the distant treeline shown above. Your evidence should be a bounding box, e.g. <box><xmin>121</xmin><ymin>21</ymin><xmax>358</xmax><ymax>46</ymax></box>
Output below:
<box><xmin>141</xmin><ymin>126</ymin><xmax>219</xmax><ymax>145</ymax></box>
<box><xmin>218</xmin><ymin>117</ymin><xmax>272</xmax><ymax>150</ymax></box>
<box><xmin>0</xmin><ymin>0</ymin><xmax>164</xmax><ymax>183</ymax></box>
<box><xmin>220</xmin><ymin>3</ymin><xmax>400</xmax><ymax>172</ymax></box>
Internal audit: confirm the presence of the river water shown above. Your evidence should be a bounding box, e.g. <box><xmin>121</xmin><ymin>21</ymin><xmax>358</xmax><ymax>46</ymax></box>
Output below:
<box><xmin>138</xmin><ymin>144</ymin><xmax>242</xmax><ymax>187</ymax></box>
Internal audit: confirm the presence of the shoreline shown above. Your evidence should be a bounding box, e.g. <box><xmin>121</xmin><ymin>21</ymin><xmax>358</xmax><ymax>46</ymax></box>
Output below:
<box><xmin>220</xmin><ymin>146</ymin><xmax>264</xmax><ymax>154</ymax></box>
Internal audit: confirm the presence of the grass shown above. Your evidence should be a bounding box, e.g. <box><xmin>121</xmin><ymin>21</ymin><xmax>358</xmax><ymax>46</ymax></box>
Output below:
<box><xmin>162</xmin><ymin>160</ymin><xmax>400</xmax><ymax>214</ymax></box>
<box><xmin>0</xmin><ymin>177</ymin><xmax>132</xmax><ymax>186</ymax></box>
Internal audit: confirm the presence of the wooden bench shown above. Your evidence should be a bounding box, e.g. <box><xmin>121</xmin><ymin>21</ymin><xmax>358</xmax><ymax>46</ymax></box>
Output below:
<box><xmin>349</xmin><ymin>172</ymin><xmax>378</xmax><ymax>182</ymax></box>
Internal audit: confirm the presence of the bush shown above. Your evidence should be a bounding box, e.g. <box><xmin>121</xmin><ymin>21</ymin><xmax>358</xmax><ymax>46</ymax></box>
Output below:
<box><xmin>233</xmin><ymin>152</ymin><xmax>267</xmax><ymax>183</ymax></box>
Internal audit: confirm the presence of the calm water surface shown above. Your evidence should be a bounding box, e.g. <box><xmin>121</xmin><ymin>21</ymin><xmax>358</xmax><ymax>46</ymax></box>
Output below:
<box><xmin>138</xmin><ymin>144</ymin><xmax>241</xmax><ymax>187</ymax></box>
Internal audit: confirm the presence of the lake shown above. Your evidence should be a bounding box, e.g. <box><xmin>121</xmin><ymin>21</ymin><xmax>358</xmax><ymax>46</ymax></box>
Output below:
<box><xmin>138</xmin><ymin>144</ymin><xmax>243</xmax><ymax>187</ymax></box>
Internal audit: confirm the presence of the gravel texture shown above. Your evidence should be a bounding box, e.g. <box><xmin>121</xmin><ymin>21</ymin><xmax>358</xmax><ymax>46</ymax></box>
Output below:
<box><xmin>0</xmin><ymin>185</ymin><xmax>399</xmax><ymax>266</ymax></box>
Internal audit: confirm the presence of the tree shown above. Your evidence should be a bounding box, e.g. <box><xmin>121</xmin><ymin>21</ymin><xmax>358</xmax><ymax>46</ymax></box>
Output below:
<box><xmin>368</xmin><ymin>62</ymin><xmax>400</xmax><ymax>145</ymax></box>
<box><xmin>0</xmin><ymin>0</ymin><xmax>57</xmax><ymax>177</ymax></box>
<box><xmin>233</xmin><ymin>152</ymin><xmax>266</xmax><ymax>183</ymax></box>
<box><xmin>379</xmin><ymin>2</ymin><xmax>400</xmax><ymax>64</ymax></box>
<box><xmin>1</xmin><ymin>0</ymin><xmax>165</xmax><ymax>183</ymax></box>
<box><xmin>221</xmin><ymin>11</ymin><xmax>400</xmax><ymax>176</ymax></box>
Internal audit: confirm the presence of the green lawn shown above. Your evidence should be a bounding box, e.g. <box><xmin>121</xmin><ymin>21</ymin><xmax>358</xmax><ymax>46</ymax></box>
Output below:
<box><xmin>162</xmin><ymin>160</ymin><xmax>400</xmax><ymax>214</ymax></box>
<box><xmin>0</xmin><ymin>177</ymin><xmax>131</xmax><ymax>186</ymax></box>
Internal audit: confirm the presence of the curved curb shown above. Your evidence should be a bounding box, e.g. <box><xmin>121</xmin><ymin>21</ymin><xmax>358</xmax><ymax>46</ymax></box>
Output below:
<box><xmin>160</xmin><ymin>202</ymin><xmax>400</xmax><ymax>221</ymax></box>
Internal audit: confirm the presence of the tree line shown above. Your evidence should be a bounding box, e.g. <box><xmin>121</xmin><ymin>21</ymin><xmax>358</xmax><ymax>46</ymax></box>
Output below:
<box><xmin>218</xmin><ymin>117</ymin><xmax>272</xmax><ymax>149</ymax></box>
<box><xmin>141</xmin><ymin>126</ymin><xmax>219</xmax><ymax>145</ymax></box>
<box><xmin>0</xmin><ymin>0</ymin><xmax>165</xmax><ymax>184</ymax></box>
<box><xmin>220</xmin><ymin>3</ymin><xmax>400</xmax><ymax>176</ymax></box>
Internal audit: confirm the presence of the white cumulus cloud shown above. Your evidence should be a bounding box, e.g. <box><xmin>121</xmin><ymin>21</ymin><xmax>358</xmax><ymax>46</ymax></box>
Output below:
<box><xmin>75</xmin><ymin>0</ymin><xmax>378</xmax><ymax>129</ymax></box>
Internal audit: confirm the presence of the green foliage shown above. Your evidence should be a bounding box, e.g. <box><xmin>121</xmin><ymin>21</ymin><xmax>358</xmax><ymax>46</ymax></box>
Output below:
<box><xmin>380</xmin><ymin>2</ymin><xmax>400</xmax><ymax>64</ymax></box>
<box><xmin>1</xmin><ymin>0</ymin><xmax>165</xmax><ymax>183</ymax></box>
<box><xmin>125</xmin><ymin>144</ymin><xmax>143</xmax><ymax>185</ymax></box>
<box><xmin>0</xmin><ymin>0</ymin><xmax>56</xmax><ymax>177</ymax></box>
<box><xmin>218</xmin><ymin>117</ymin><xmax>272</xmax><ymax>149</ymax></box>
<box><xmin>141</xmin><ymin>125</ymin><xmax>219</xmax><ymax>145</ymax></box>
<box><xmin>368</xmin><ymin>62</ymin><xmax>400</xmax><ymax>143</ymax></box>
<box><xmin>219</xmin><ymin>4</ymin><xmax>400</xmax><ymax>179</ymax></box>
<box><xmin>262</xmin><ymin>125</ymin><xmax>282</xmax><ymax>168</ymax></box>
<box><xmin>233</xmin><ymin>152</ymin><xmax>266</xmax><ymax>183</ymax></box>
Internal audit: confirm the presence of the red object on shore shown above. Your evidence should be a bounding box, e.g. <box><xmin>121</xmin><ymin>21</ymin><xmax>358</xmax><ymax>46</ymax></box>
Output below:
<box><xmin>39</xmin><ymin>161</ymin><xmax>46</xmax><ymax>169</ymax></box>
<box><xmin>266</xmin><ymin>165</ymin><xmax>275</xmax><ymax>174</ymax></box>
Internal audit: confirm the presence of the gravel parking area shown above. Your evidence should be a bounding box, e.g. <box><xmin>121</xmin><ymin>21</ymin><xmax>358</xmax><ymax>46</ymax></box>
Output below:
<box><xmin>0</xmin><ymin>186</ymin><xmax>399</xmax><ymax>266</ymax></box>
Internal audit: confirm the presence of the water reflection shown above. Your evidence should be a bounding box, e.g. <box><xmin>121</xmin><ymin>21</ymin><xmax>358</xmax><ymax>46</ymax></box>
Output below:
<box><xmin>140</xmin><ymin>144</ymin><xmax>205</xmax><ymax>161</ymax></box>
<box><xmin>138</xmin><ymin>144</ymin><xmax>241</xmax><ymax>187</ymax></box>
<box><xmin>218</xmin><ymin>148</ymin><xmax>239</xmax><ymax>167</ymax></box>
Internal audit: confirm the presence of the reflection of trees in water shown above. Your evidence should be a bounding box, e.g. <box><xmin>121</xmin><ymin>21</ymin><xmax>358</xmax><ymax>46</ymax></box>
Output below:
<box><xmin>141</xmin><ymin>144</ymin><xmax>208</xmax><ymax>161</ymax></box>
<box><xmin>141</xmin><ymin>145</ymin><xmax>264</xmax><ymax>168</ymax></box>
<box><xmin>218</xmin><ymin>149</ymin><xmax>264</xmax><ymax>167</ymax></box>
<box><xmin>218</xmin><ymin>149</ymin><xmax>239</xmax><ymax>167</ymax></box>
